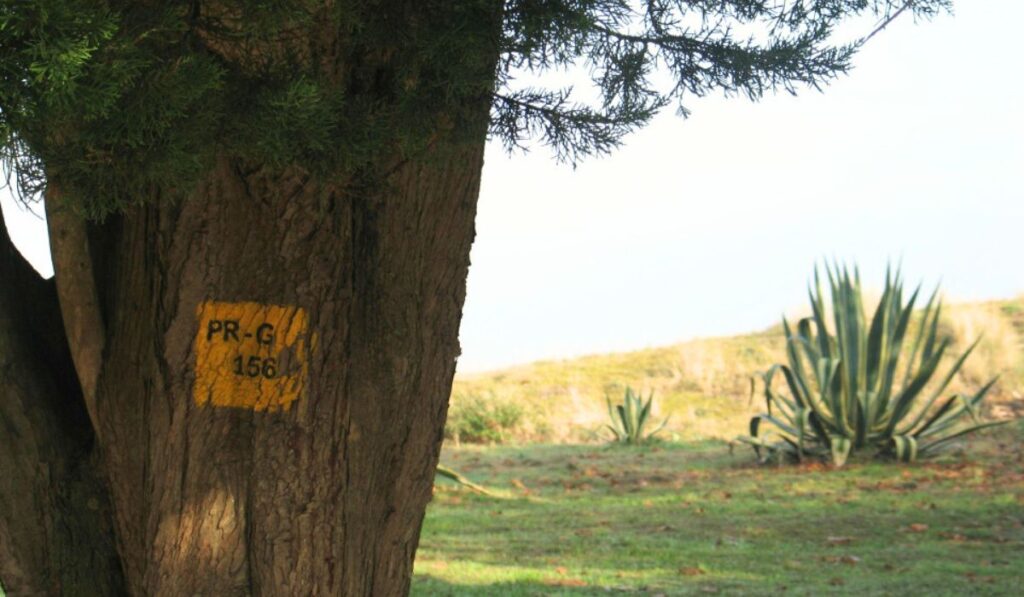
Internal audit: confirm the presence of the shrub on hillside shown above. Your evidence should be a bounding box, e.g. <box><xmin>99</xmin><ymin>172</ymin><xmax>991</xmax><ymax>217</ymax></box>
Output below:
<box><xmin>445</xmin><ymin>393</ymin><xmax>524</xmax><ymax>444</ymax></box>
<box><xmin>738</xmin><ymin>264</ymin><xmax>1006</xmax><ymax>467</ymax></box>
<box><xmin>944</xmin><ymin>303</ymin><xmax>1022</xmax><ymax>389</ymax></box>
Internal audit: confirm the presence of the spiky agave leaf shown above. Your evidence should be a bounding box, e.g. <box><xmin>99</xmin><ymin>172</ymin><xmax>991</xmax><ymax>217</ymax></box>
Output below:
<box><xmin>829</xmin><ymin>436</ymin><xmax>852</xmax><ymax>467</ymax></box>
<box><xmin>741</xmin><ymin>262</ymin><xmax>1004</xmax><ymax>467</ymax></box>
<box><xmin>605</xmin><ymin>394</ymin><xmax>625</xmax><ymax>441</ymax></box>
<box><xmin>891</xmin><ymin>435</ymin><xmax>918</xmax><ymax>463</ymax></box>
<box><xmin>607</xmin><ymin>387</ymin><xmax>669</xmax><ymax>444</ymax></box>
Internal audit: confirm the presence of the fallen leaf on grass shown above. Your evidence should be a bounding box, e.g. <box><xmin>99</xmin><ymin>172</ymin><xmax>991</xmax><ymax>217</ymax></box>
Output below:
<box><xmin>562</xmin><ymin>481</ymin><xmax>593</xmax><ymax>492</ymax></box>
<box><xmin>963</xmin><ymin>572</ymin><xmax>996</xmax><ymax>584</ymax></box>
<box><xmin>905</xmin><ymin>523</ymin><xmax>929</xmax><ymax>533</ymax></box>
<box><xmin>679</xmin><ymin>566</ymin><xmax>706</xmax><ymax>576</ymax></box>
<box><xmin>826</xmin><ymin>536</ymin><xmax>853</xmax><ymax>546</ymax></box>
<box><xmin>554</xmin><ymin>566</ymin><xmax>567</xmax><ymax>575</ymax></box>
<box><xmin>985</xmin><ymin>559</ymin><xmax>1011</xmax><ymax>567</ymax></box>
<box><xmin>510</xmin><ymin>478</ymin><xmax>532</xmax><ymax>495</ymax></box>
<box><xmin>821</xmin><ymin>555</ymin><xmax>860</xmax><ymax>565</ymax></box>
<box><xmin>796</xmin><ymin>462</ymin><xmax>828</xmax><ymax>473</ymax></box>
<box><xmin>543</xmin><ymin>578</ymin><xmax>588</xmax><ymax>588</ymax></box>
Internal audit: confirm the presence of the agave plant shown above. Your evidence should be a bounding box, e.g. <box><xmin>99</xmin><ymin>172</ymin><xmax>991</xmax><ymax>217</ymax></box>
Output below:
<box><xmin>738</xmin><ymin>264</ymin><xmax>1005</xmax><ymax>466</ymax></box>
<box><xmin>606</xmin><ymin>387</ymin><xmax>669</xmax><ymax>444</ymax></box>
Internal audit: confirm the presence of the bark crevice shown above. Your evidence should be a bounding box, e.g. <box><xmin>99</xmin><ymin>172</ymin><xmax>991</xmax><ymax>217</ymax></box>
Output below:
<box><xmin>0</xmin><ymin>215</ymin><xmax>125</xmax><ymax>595</ymax></box>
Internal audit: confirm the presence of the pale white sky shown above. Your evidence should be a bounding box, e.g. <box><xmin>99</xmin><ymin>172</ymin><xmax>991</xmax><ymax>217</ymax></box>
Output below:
<box><xmin>459</xmin><ymin>0</ymin><xmax>1024</xmax><ymax>371</ymax></box>
<box><xmin>3</xmin><ymin>1</ymin><xmax>1023</xmax><ymax>373</ymax></box>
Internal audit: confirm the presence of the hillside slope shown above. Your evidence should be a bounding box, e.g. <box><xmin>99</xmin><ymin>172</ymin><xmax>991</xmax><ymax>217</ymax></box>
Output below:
<box><xmin>450</xmin><ymin>297</ymin><xmax>1024</xmax><ymax>444</ymax></box>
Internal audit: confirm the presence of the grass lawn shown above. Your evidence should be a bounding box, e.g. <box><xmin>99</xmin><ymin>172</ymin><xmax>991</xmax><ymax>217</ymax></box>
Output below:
<box><xmin>413</xmin><ymin>423</ymin><xmax>1024</xmax><ymax>596</ymax></box>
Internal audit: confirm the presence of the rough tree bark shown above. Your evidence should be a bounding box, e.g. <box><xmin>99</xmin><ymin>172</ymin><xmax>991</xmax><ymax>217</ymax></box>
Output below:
<box><xmin>1</xmin><ymin>12</ymin><xmax>496</xmax><ymax>595</ymax></box>
<box><xmin>3</xmin><ymin>140</ymin><xmax>487</xmax><ymax>595</ymax></box>
<box><xmin>101</xmin><ymin>144</ymin><xmax>486</xmax><ymax>595</ymax></box>
<box><xmin>0</xmin><ymin>217</ymin><xmax>125</xmax><ymax>595</ymax></box>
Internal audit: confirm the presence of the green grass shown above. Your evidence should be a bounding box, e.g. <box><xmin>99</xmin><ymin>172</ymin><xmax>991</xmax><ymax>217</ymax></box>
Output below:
<box><xmin>414</xmin><ymin>422</ymin><xmax>1024</xmax><ymax>595</ymax></box>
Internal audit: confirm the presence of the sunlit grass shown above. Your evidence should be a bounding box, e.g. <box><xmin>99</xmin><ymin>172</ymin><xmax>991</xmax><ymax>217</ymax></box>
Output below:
<box><xmin>414</xmin><ymin>423</ymin><xmax>1024</xmax><ymax>595</ymax></box>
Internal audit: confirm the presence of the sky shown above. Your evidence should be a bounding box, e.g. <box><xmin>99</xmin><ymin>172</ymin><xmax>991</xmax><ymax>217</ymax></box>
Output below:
<box><xmin>3</xmin><ymin>1</ymin><xmax>1023</xmax><ymax>374</ymax></box>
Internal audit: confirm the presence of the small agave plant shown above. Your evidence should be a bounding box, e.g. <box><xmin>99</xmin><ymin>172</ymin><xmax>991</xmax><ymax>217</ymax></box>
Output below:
<box><xmin>606</xmin><ymin>387</ymin><xmax>669</xmax><ymax>444</ymax></box>
<box><xmin>738</xmin><ymin>264</ymin><xmax>1005</xmax><ymax>467</ymax></box>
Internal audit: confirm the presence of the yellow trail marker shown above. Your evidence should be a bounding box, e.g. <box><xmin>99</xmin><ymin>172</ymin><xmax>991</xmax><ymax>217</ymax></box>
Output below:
<box><xmin>193</xmin><ymin>301</ymin><xmax>310</xmax><ymax>411</ymax></box>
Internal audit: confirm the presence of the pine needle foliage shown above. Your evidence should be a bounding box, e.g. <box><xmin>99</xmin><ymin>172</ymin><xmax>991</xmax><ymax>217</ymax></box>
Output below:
<box><xmin>737</xmin><ymin>264</ymin><xmax>1006</xmax><ymax>467</ymax></box>
<box><xmin>1</xmin><ymin>1</ymin><xmax>951</xmax><ymax>217</ymax></box>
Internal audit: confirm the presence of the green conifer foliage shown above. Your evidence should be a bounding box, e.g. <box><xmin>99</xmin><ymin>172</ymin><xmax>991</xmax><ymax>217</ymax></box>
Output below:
<box><xmin>1</xmin><ymin>1</ymin><xmax>950</xmax><ymax>217</ymax></box>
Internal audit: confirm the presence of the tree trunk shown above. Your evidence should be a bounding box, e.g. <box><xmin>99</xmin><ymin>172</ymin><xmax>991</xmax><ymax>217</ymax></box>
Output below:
<box><xmin>3</xmin><ymin>1</ymin><xmax>499</xmax><ymax>590</ymax></box>
<box><xmin>0</xmin><ymin>220</ymin><xmax>125</xmax><ymax>595</ymax></box>
<box><xmin>84</xmin><ymin>144</ymin><xmax>485</xmax><ymax>595</ymax></box>
<box><xmin>3</xmin><ymin>141</ymin><xmax>486</xmax><ymax>594</ymax></box>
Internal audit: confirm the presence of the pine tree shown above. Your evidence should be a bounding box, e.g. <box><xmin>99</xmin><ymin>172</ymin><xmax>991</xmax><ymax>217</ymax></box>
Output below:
<box><xmin>0</xmin><ymin>1</ymin><xmax>949</xmax><ymax>594</ymax></box>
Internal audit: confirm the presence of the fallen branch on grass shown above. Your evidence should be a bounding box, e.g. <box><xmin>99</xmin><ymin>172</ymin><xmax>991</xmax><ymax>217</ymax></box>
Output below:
<box><xmin>435</xmin><ymin>464</ymin><xmax>499</xmax><ymax>497</ymax></box>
